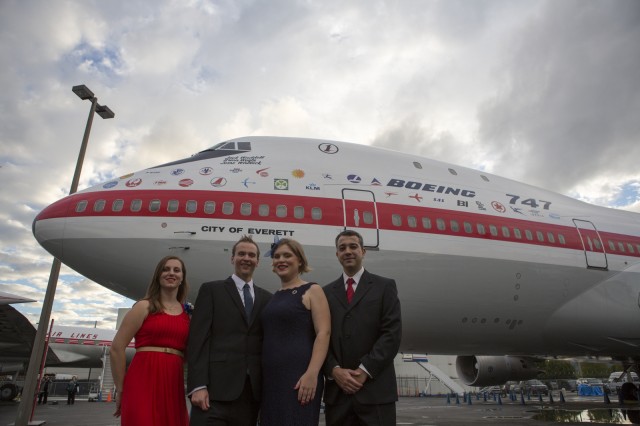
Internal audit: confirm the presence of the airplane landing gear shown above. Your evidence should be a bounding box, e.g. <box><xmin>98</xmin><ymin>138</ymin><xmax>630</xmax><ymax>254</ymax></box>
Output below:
<box><xmin>0</xmin><ymin>383</ymin><xmax>18</xmax><ymax>401</ymax></box>
<box><xmin>619</xmin><ymin>382</ymin><xmax>639</xmax><ymax>403</ymax></box>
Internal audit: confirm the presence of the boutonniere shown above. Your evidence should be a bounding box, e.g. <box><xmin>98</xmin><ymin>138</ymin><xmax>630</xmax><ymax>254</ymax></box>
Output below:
<box><xmin>183</xmin><ymin>302</ymin><xmax>194</xmax><ymax>316</ymax></box>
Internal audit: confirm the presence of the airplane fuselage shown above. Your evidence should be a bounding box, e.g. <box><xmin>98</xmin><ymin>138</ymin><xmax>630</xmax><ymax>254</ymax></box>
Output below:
<box><xmin>33</xmin><ymin>137</ymin><xmax>640</xmax><ymax>360</ymax></box>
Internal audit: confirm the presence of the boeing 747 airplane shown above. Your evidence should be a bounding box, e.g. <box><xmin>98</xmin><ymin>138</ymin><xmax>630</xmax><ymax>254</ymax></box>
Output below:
<box><xmin>32</xmin><ymin>136</ymin><xmax>640</xmax><ymax>397</ymax></box>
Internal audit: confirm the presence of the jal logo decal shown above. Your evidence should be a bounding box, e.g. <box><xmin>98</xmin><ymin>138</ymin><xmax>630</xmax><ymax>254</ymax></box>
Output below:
<box><xmin>199</xmin><ymin>167</ymin><xmax>214</xmax><ymax>175</ymax></box>
<box><xmin>179</xmin><ymin>179</ymin><xmax>194</xmax><ymax>187</ymax></box>
<box><xmin>210</xmin><ymin>177</ymin><xmax>227</xmax><ymax>187</ymax></box>
<box><xmin>171</xmin><ymin>168</ymin><xmax>185</xmax><ymax>176</ymax></box>
<box><xmin>103</xmin><ymin>181</ymin><xmax>118</xmax><ymax>189</ymax></box>
<box><xmin>318</xmin><ymin>143</ymin><xmax>339</xmax><ymax>154</ymax></box>
<box><xmin>274</xmin><ymin>179</ymin><xmax>289</xmax><ymax>190</ymax></box>
<box><xmin>126</xmin><ymin>178</ymin><xmax>142</xmax><ymax>187</ymax></box>
<box><xmin>347</xmin><ymin>174</ymin><xmax>361</xmax><ymax>184</ymax></box>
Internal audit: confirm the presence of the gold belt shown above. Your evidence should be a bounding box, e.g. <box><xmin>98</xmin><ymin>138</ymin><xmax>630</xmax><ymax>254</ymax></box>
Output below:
<box><xmin>136</xmin><ymin>346</ymin><xmax>184</xmax><ymax>357</ymax></box>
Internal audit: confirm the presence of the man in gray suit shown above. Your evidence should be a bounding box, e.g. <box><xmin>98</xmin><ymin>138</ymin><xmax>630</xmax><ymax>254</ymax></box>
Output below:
<box><xmin>187</xmin><ymin>235</ymin><xmax>272</xmax><ymax>425</ymax></box>
<box><xmin>323</xmin><ymin>230</ymin><xmax>402</xmax><ymax>425</ymax></box>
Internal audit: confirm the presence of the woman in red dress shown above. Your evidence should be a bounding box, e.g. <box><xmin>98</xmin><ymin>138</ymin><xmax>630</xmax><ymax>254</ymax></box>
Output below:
<box><xmin>110</xmin><ymin>255</ymin><xmax>191</xmax><ymax>426</ymax></box>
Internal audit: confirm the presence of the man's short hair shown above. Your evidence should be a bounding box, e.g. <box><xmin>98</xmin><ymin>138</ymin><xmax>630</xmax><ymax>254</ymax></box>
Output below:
<box><xmin>335</xmin><ymin>229</ymin><xmax>364</xmax><ymax>248</ymax></box>
<box><xmin>232</xmin><ymin>235</ymin><xmax>261</xmax><ymax>258</ymax></box>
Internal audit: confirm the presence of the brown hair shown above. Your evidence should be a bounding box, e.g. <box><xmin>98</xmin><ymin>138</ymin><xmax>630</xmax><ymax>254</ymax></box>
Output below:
<box><xmin>272</xmin><ymin>238</ymin><xmax>311</xmax><ymax>273</ymax></box>
<box><xmin>335</xmin><ymin>229</ymin><xmax>364</xmax><ymax>248</ymax></box>
<box><xmin>144</xmin><ymin>255</ymin><xmax>189</xmax><ymax>314</ymax></box>
<box><xmin>232</xmin><ymin>235</ymin><xmax>261</xmax><ymax>258</ymax></box>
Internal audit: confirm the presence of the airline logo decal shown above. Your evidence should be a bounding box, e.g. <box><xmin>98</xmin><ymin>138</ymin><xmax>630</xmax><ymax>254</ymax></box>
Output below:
<box><xmin>306</xmin><ymin>183</ymin><xmax>320</xmax><ymax>191</ymax></box>
<box><xmin>199</xmin><ymin>167</ymin><xmax>214</xmax><ymax>175</ymax></box>
<box><xmin>347</xmin><ymin>174</ymin><xmax>361</xmax><ymax>184</ymax></box>
<box><xmin>171</xmin><ymin>168</ymin><xmax>185</xmax><ymax>176</ymax></box>
<box><xmin>210</xmin><ymin>177</ymin><xmax>227</xmax><ymax>187</ymax></box>
<box><xmin>322</xmin><ymin>174</ymin><xmax>333</xmax><ymax>180</ymax></box>
<box><xmin>371</xmin><ymin>178</ymin><xmax>382</xmax><ymax>186</ymax></box>
<box><xmin>119</xmin><ymin>173</ymin><xmax>134</xmax><ymax>180</ymax></box>
<box><xmin>274</xmin><ymin>179</ymin><xmax>289</xmax><ymax>190</ymax></box>
<box><xmin>491</xmin><ymin>201</ymin><xmax>506</xmax><ymax>213</ymax></box>
<box><xmin>242</xmin><ymin>178</ymin><xmax>256</xmax><ymax>188</ymax></box>
<box><xmin>154</xmin><ymin>180</ymin><xmax>167</xmax><ymax>186</ymax></box>
<box><xmin>126</xmin><ymin>178</ymin><xmax>142</xmax><ymax>187</ymax></box>
<box><xmin>292</xmin><ymin>169</ymin><xmax>305</xmax><ymax>178</ymax></box>
<box><xmin>230</xmin><ymin>168</ymin><xmax>242</xmax><ymax>173</ymax></box>
<box><xmin>409</xmin><ymin>193</ymin><xmax>423</xmax><ymax>202</ymax></box>
<box><xmin>476</xmin><ymin>201</ymin><xmax>487</xmax><ymax>211</ymax></box>
<box><xmin>179</xmin><ymin>179</ymin><xmax>194</xmax><ymax>187</ymax></box>
<box><xmin>387</xmin><ymin>179</ymin><xmax>475</xmax><ymax>198</ymax></box>
<box><xmin>103</xmin><ymin>181</ymin><xmax>118</xmax><ymax>189</ymax></box>
<box><xmin>318</xmin><ymin>143</ymin><xmax>339</xmax><ymax>154</ymax></box>
<box><xmin>256</xmin><ymin>167</ymin><xmax>270</xmax><ymax>177</ymax></box>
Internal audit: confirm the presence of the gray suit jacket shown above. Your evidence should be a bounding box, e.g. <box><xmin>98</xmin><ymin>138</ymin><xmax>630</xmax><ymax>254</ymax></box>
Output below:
<box><xmin>323</xmin><ymin>270</ymin><xmax>402</xmax><ymax>405</ymax></box>
<box><xmin>187</xmin><ymin>277</ymin><xmax>272</xmax><ymax>402</ymax></box>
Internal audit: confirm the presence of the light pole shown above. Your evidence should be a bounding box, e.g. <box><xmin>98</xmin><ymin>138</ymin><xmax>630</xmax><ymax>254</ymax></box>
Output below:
<box><xmin>15</xmin><ymin>85</ymin><xmax>114</xmax><ymax>426</ymax></box>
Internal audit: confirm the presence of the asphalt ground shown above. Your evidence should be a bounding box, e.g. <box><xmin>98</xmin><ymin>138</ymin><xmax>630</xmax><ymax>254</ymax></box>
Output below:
<box><xmin>1</xmin><ymin>394</ymin><xmax>639</xmax><ymax>425</ymax></box>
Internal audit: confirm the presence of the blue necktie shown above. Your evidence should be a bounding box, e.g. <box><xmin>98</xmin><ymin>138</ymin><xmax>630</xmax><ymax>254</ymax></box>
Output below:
<box><xmin>243</xmin><ymin>283</ymin><xmax>253</xmax><ymax>318</ymax></box>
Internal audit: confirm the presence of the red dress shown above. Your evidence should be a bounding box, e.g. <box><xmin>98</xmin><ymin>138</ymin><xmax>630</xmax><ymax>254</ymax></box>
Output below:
<box><xmin>120</xmin><ymin>310</ymin><xmax>190</xmax><ymax>426</ymax></box>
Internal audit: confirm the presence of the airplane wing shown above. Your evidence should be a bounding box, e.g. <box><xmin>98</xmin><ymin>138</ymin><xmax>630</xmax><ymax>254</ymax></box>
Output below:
<box><xmin>0</xmin><ymin>304</ymin><xmax>60</xmax><ymax>372</ymax></box>
<box><xmin>0</xmin><ymin>291</ymin><xmax>36</xmax><ymax>305</ymax></box>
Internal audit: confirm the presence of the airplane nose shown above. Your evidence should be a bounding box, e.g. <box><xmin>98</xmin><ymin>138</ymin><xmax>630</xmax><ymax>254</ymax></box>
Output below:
<box><xmin>32</xmin><ymin>195</ymin><xmax>73</xmax><ymax>260</ymax></box>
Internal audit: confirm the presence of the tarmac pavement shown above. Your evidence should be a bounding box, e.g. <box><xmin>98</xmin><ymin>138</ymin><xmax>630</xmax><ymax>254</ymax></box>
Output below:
<box><xmin>1</xmin><ymin>394</ymin><xmax>639</xmax><ymax>425</ymax></box>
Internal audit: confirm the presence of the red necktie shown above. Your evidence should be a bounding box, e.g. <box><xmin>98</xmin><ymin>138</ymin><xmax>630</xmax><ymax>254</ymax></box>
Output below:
<box><xmin>346</xmin><ymin>278</ymin><xmax>355</xmax><ymax>303</ymax></box>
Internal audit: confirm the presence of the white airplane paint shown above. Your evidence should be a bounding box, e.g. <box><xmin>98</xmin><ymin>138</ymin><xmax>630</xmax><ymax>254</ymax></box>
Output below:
<box><xmin>32</xmin><ymin>136</ymin><xmax>640</xmax><ymax>388</ymax></box>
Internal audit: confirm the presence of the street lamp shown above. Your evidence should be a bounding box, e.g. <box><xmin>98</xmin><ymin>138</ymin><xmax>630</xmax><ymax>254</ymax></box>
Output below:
<box><xmin>15</xmin><ymin>85</ymin><xmax>115</xmax><ymax>426</ymax></box>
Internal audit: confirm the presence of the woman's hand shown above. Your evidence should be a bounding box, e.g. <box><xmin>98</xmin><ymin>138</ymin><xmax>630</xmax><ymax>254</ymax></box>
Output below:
<box><xmin>294</xmin><ymin>370</ymin><xmax>318</xmax><ymax>405</ymax></box>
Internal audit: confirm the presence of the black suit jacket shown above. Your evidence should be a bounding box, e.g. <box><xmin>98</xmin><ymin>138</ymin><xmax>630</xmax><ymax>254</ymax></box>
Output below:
<box><xmin>187</xmin><ymin>277</ymin><xmax>272</xmax><ymax>402</ymax></box>
<box><xmin>323</xmin><ymin>270</ymin><xmax>402</xmax><ymax>405</ymax></box>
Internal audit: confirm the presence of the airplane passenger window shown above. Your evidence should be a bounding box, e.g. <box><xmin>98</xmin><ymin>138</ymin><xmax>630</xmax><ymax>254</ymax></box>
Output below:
<box><xmin>448</xmin><ymin>168</ymin><xmax>458</xmax><ymax>176</ymax></box>
<box><xmin>311</xmin><ymin>207</ymin><xmax>322</xmax><ymax>220</ymax></box>
<box><xmin>363</xmin><ymin>211</ymin><xmax>374</xmax><ymax>225</ymax></box>
<box><xmin>130</xmin><ymin>199</ymin><xmax>142</xmax><ymax>212</ymax></box>
<box><xmin>525</xmin><ymin>230</ymin><xmax>533</xmax><ymax>240</ymax></box>
<box><xmin>608</xmin><ymin>241</ymin><xmax>615</xmax><ymax>251</ymax></box>
<box><xmin>94</xmin><ymin>199</ymin><xmax>106</xmax><ymax>212</ymax></box>
<box><xmin>501</xmin><ymin>226</ymin><xmax>510</xmax><ymax>238</ymax></box>
<box><xmin>422</xmin><ymin>217</ymin><xmax>432</xmax><ymax>229</ymax></box>
<box><xmin>392</xmin><ymin>214</ymin><xmax>402</xmax><ymax>226</ymax></box>
<box><xmin>636</xmin><ymin>244</ymin><xmax>640</xmax><ymax>253</ymax></box>
<box><xmin>489</xmin><ymin>225</ymin><xmax>498</xmax><ymax>236</ymax></box>
<box><xmin>547</xmin><ymin>232</ymin><xmax>555</xmax><ymax>243</ymax></box>
<box><xmin>112</xmin><ymin>199</ymin><xmax>124</xmax><ymax>212</ymax></box>
<box><xmin>222</xmin><ymin>202</ymin><xmax>234</xmax><ymax>215</ymax></box>
<box><xmin>259</xmin><ymin>204</ymin><xmax>269</xmax><ymax>217</ymax></box>
<box><xmin>276</xmin><ymin>205</ymin><xmax>287</xmax><ymax>218</ymax></box>
<box><xmin>558</xmin><ymin>234</ymin><xmax>566</xmax><ymax>245</ymax></box>
<box><xmin>149</xmin><ymin>200</ymin><xmax>161</xmax><ymax>212</ymax></box>
<box><xmin>464</xmin><ymin>222</ymin><xmax>472</xmax><ymax>233</ymax></box>
<box><xmin>627</xmin><ymin>243</ymin><xmax>634</xmax><ymax>254</ymax></box>
<box><xmin>204</xmin><ymin>201</ymin><xmax>215</xmax><ymax>214</ymax></box>
<box><xmin>75</xmin><ymin>200</ymin><xmax>88</xmax><ymax>213</ymax></box>
<box><xmin>294</xmin><ymin>206</ymin><xmax>304</xmax><ymax>219</ymax></box>
<box><xmin>593</xmin><ymin>238</ymin><xmax>601</xmax><ymax>249</ymax></box>
<box><xmin>186</xmin><ymin>200</ymin><xmax>197</xmax><ymax>213</ymax></box>
<box><xmin>476</xmin><ymin>223</ymin><xmax>486</xmax><ymax>235</ymax></box>
<box><xmin>513</xmin><ymin>228</ymin><xmax>522</xmax><ymax>239</ymax></box>
<box><xmin>413</xmin><ymin>162</ymin><xmax>422</xmax><ymax>169</ymax></box>
<box><xmin>241</xmin><ymin>203</ymin><xmax>252</xmax><ymax>216</ymax></box>
<box><xmin>407</xmin><ymin>216</ymin><xmax>417</xmax><ymax>228</ymax></box>
<box><xmin>618</xmin><ymin>242</ymin><xmax>625</xmax><ymax>252</ymax></box>
<box><xmin>167</xmin><ymin>200</ymin><xmax>179</xmax><ymax>213</ymax></box>
<box><xmin>436</xmin><ymin>218</ymin><xmax>446</xmax><ymax>231</ymax></box>
<box><xmin>450</xmin><ymin>220</ymin><xmax>460</xmax><ymax>232</ymax></box>
<box><xmin>536</xmin><ymin>231</ymin><xmax>544</xmax><ymax>242</ymax></box>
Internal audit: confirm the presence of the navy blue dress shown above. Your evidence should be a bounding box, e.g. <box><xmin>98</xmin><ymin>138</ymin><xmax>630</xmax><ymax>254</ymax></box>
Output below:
<box><xmin>261</xmin><ymin>282</ymin><xmax>324</xmax><ymax>426</ymax></box>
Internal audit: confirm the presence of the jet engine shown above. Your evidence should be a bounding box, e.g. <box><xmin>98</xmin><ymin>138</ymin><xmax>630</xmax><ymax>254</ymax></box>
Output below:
<box><xmin>456</xmin><ymin>355</ymin><xmax>543</xmax><ymax>386</ymax></box>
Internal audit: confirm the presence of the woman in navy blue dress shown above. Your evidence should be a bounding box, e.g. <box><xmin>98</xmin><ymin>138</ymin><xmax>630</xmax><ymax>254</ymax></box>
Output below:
<box><xmin>260</xmin><ymin>239</ymin><xmax>331</xmax><ymax>426</ymax></box>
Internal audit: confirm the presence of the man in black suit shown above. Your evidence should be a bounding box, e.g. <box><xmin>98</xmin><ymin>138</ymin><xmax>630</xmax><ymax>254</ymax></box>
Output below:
<box><xmin>187</xmin><ymin>235</ymin><xmax>272</xmax><ymax>426</ymax></box>
<box><xmin>323</xmin><ymin>229</ymin><xmax>402</xmax><ymax>425</ymax></box>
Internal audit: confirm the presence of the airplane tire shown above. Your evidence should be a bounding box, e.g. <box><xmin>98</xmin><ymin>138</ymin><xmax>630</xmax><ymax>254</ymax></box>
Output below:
<box><xmin>619</xmin><ymin>382</ymin><xmax>638</xmax><ymax>402</ymax></box>
<box><xmin>0</xmin><ymin>384</ymin><xmax>18</xmax><ymax>401</ymax></box>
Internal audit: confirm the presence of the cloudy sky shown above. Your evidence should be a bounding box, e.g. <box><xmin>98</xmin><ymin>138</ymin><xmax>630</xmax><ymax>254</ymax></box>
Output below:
<box><xmin>1</xmin><ymin>0</ymin><xmax>639</xmax><ymax>329</ymax></box>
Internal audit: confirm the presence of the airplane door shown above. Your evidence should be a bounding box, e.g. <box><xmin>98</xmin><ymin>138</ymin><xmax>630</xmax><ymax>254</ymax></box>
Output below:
<box><xmin>572</xmin><ymin>219</ymin><xmax>608</xmax><ymax>269</ymax></box>
<box><xmin>342</xmin><ymin>189</ymin><xmax>379</xmax><ymax>248</ymax></box>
